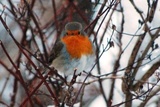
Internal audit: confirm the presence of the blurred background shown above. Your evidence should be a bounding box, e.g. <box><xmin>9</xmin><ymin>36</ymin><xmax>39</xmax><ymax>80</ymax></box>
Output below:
<box><xmin>0</xmin><ymin>0</ymin><xmax>160</xmax><ymax>107</ymax></box>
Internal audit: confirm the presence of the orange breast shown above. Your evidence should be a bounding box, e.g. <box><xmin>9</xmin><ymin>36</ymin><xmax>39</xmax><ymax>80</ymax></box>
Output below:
<box><xmin>61</xmin><ymin>35</ymin><xmax>93</xmax><ymax>58</ymax></box>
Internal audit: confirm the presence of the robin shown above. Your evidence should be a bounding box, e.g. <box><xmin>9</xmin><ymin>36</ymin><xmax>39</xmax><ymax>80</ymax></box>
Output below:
<box><xmin>48</xmin><ymin>22</ymin><xmax>95</xmax><ymax>76</ymax></box>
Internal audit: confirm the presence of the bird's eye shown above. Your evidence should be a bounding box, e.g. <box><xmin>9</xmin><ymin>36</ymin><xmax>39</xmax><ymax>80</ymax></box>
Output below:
<box><xmin>78</xmin><ymin>31</ymin><xmax>80</xmax><ymax>35</ymax></box>
<box><xmin>66</xmin><ymin>32</ymin><xmax>68</xmax><ymax>35</ymax></box>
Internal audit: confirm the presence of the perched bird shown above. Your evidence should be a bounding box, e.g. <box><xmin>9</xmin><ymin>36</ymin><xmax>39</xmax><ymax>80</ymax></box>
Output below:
<box><xmin>48</xmin><ymin>22</ymin><xmax>94</xmax><ymax>76</ymax></box>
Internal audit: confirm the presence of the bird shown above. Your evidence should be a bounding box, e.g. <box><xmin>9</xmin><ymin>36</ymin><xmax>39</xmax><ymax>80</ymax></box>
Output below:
<box><xmin>48</xmin><ymin>22</ymin><xmax>95</xmax><ymax>76</ymax></box>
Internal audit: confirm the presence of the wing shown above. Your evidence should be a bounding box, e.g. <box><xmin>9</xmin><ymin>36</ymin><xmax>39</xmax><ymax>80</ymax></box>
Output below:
<box><xmin>48</xmin><ymin>40</ymin><xmax>64</xmax><ymax>64</ymax></box>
